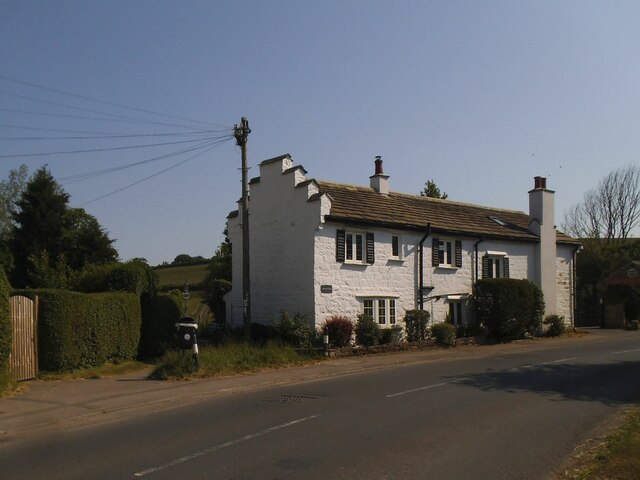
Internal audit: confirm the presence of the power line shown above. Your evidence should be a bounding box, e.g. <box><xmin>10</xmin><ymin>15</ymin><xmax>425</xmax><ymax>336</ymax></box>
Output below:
<box><xmin>0</xmin><ymin>107</ymin><xmax>231</xmax><ymax>131</ymax></box>
<box><xmin>0</xmin><ymin>74</ymin><xmax>230</xmax><ymax>129</ymax></box>
<box><xmin>0</xmin><ymin>135</ymin><xmax>233</xmax><ymax>159</ymax></box>
<box><xmin>61</xmin><ymin>138</ymin><xmax>224</xmax><ymax>184</ymax></box>
<box><xmin>80</xmin><ymin>136</ymin><xmax>233</xmax><ymax>206</ymax></box>
<box><xmin>0</xmin><ymin>130</ymin><xmax>223</xmax><ymax>141</ymax></box>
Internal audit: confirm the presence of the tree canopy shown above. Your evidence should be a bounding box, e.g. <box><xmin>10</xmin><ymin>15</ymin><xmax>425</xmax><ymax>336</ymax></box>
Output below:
<box><xmin>420</xmin><ymin>179</ymin><xmax>448</xmax><ymax>199</ymax></box>
<box><xmin>562</xmin><ymin>164</ymin><xmax>640</xmax><ymax>240</ymax></box>
<box><xmin>8</xmin><ymin>166</ymin><xmax>117</xmax><ymax>288</ymax></box>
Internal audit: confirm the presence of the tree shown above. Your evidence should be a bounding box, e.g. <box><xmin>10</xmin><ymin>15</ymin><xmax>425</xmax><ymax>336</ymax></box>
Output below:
<box><xmin>171</xmin><ymin>253</ymin><xmax>207</xmax><ymax>265</ymax></box>
<box><xmin>63</xmin><ymin>208</ymin><xmax>118</xmax><ymax>271</ymax></box>
<box><xmin>562</xmin><ymin>164</ymin><xmax>640</xmax><ymax>240</ymax></box>
<box><xmin>203</xmin><ymin>229</ymin><xmax>232</xmax><ymax>323</ymax></box>
<box><xmin>9</xmin><ymin>167</ymin><xmax>117</xmax><ymax>288</ymax></box>
<box><xmin>10</xmin><ymin>167</ymin><xmax>70</xmax><ymax>287</ymax></box>
<box><xmin>0</xmin><ymin>165</ymin><xmax>29</xmax><ymax>271</ymax></box>
<box><xmin>420</xmin><ymin>179</ymin><xmax>448</xmax><ymax>199</ymax></box>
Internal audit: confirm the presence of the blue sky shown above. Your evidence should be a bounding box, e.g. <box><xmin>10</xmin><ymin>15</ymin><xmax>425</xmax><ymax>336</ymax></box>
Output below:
<box><xmin>1</xmin><ymin>0</ymin><xmax>639</xmax><ymax>265</ymax></box>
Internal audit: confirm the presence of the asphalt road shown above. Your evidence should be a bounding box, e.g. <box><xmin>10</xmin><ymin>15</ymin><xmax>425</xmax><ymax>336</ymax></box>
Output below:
<box><xmin>2</xmin><ymin>331</ymin><xmax>639</xmax><ymax>480</ymax></box>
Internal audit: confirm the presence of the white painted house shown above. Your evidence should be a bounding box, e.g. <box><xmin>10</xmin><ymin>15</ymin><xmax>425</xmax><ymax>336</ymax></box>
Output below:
<box><xmin>225</xmin><ymin>154</ymin><xmax>580</xmax><ymax>330</ymax></box>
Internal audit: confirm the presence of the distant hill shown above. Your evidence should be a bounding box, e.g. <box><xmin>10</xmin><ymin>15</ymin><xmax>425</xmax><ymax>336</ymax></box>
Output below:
<box><xmin>154</xmin><ymin>261</ymin><xmax>209</xmax><ymax>290</ymax></box>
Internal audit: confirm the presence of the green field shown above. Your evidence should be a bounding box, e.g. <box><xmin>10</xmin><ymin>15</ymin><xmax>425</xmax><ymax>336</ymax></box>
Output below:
<box><xmin>154</xmin><ymin>262</ymin><xmax>210</xmax><ymax>289</ymax></box>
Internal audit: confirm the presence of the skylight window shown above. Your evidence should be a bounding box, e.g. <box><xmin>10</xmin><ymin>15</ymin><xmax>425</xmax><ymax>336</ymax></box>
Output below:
<box><xmin>489</xmin><ymin>215</ymin><xmax>508</xmax><ymax>227</ymax></box>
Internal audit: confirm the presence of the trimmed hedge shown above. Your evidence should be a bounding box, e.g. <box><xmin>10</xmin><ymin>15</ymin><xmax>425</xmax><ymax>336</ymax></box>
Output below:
<box><xmin>139</xmin><ymin>291</ymin><xmax>182</xmax><ymax>358</ymax></box>
<box><xmin>72</xmin><ymin>261</ymin><xmax>158</xmax><ymax>296</ymax></box>
<box><xmin>16</xmin><ymin>289</ymin><xmax>141</xmax><ymax>371</ymax></box>
<box><xmin>475</xmin><ymin>278</ymin><xmax>545</xmax><ymax>342</ymax></box>
<box><xmin>0</xmin><ymin>268</ymin><xmax>11</xmax><ymax>390</ymax></box>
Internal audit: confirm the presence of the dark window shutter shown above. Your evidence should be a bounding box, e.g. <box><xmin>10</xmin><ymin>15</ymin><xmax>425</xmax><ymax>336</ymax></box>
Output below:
<box><xmin>432</xmin><ymin>238</ymin><xmax>440</xmax><ymax>266</ymax></box>
<box><xmin>482</xmin><ymin>256</ymin><xmax>489</xmax><ymax>279</ymax></box>
<box><xmin>455</xmin><ymin>240</ymin><xmax>462</xmax><ymax>268</ymax></box>
<box><xmin>366</xmin><ymin>232</ymin><xmax>375</xmax><ymax>264</ymax></box>
<box><xmin>336</xmin><ymin>229</ymin><xmax>345</xmax><ymax>262</ymax></box>
<box><xmin>503</xmin><ymin>257</ymin><xmax>510</xmax><ymax>278</ymax></box>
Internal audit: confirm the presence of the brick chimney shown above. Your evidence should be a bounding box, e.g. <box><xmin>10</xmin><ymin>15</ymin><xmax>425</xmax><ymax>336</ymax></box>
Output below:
<box><xmin>528</xmin><ymin>176</ymin><xmax>557</xmax><ymax>315</ymax></box>
<box><xmin>370</xmin><ymin>156</ymin><xmax>389</xmax><ymax>194</ymax></box>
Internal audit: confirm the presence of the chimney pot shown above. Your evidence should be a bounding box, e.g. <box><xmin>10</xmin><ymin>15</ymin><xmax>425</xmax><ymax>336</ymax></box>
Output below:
<box><xmin>534</xmin><ymin>176</ymin><xmax>542</xmax><ymax>189</ymax></box>
<box><xmin>374</xmin><ymin>156</ymin><xmax>384</xmax><ymax>175</ymax></box>
<box><xmin>540</xmin><ymin>177</ymin><xmax>547</xmax><ymax>189</ymax></box>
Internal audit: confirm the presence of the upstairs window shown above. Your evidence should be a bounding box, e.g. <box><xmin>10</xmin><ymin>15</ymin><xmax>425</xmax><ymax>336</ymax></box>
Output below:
<box><xmin>391</xmin><ymin>235</ymin><xmax>402</xmax><ymax>260</ymax></box>
<box><xmin>482</xmin><ymin>253</ymin><xmax>510</xmax><ymax>278</ymax></box>
<box><xmin>432</xmin><ymin>238</ymin><xmax>462</xmax><ymax>268</ymax></box>
<box><xmin>337</xmin><ymin>230</ymin><xmax>375</xmax><ymax>264</ymax></box>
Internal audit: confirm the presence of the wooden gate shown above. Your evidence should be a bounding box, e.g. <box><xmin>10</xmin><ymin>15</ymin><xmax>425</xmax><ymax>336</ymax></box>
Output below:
<box><xmin>9</xmin><ymin>295</ymin><xmax>38</xmax><ymax>381</ymax></box>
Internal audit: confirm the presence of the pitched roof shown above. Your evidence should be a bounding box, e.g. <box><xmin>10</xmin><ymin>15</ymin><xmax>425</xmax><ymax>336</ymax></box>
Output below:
<box><xmin>315</xmin><ymin>180</ymin><xmax>579</xmax><ymax>245</ymax></box>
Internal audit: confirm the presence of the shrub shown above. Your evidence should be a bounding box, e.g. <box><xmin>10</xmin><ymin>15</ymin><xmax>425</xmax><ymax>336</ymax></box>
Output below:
<box><xmin>544</xmin><ymin>314</ymin><xmax>566</xmax><ymax>337</ymax></box>
<box><xmin>456</xmin><ymin>321</ymin><xmax>482</xmax><ymax>339</ymax></box>
<box><xmin>0</xmin><ymin>268</ymin><xmax>11</xmax><ymax>391</ymax></box>
<box><xmin>355</xmin><ymin>313</ymin><xmax>381</xmax><ymax>347</ymax></box>
<box><xmin>321</xmin><ymin>315</ymin><xmax>353</xmax><ymax>347</ymax></box>
<box><xmin>404</xmin><ymin>309</ymin><xmax>430</xmax><ymax>342</ymax></box>
<box><xmin>274</xmin><ymin>311</ymin><xmax>315</xmax><ymax>348</ymax></box>
<box><xmin>15</xmin><ymin>289</ymin><xmax>141</xmax><ymax>371</ymax></box>
<box><xmin>431</xmin><ymin>322</ymin><xmax>456</xmax><ymax>347</ymax></box>
<box><xmin>475</xmin><ymin>279</ymin><xmax>545</xmax><ymax>342</ymax></box>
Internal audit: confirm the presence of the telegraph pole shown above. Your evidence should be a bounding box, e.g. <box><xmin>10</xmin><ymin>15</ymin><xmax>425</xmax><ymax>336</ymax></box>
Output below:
<box><xmin>234</xmin><ymin>117</ymin><xmax>251</xmax><ymax>340</ymax></box>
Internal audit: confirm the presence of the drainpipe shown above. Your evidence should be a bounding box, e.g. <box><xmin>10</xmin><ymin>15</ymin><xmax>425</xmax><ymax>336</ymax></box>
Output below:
<box><xmin>571</xmin><ymin>244</ymin><xmax>582</xmax><ymax>329</ymax></box>
<box><xmin>418</xmin><ymin>224</ymin><xmax>432</xmax><ymax>310</ymax></box>
<box><xmin>474</xmin><ymin>237</ymin><xmax>485</xmax><ymax>287</ymax></box>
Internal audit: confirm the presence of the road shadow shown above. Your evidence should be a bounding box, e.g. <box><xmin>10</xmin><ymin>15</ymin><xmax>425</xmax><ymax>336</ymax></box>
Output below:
<box><xmin>449</xmin><ymin>360</ymin><xmax>640</xmax><ymax>406</ymax></box>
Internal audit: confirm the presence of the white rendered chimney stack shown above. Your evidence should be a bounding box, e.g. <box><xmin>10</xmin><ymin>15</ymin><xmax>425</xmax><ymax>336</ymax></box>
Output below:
<box><xmin>529</xmin><ymin>176</ymin><xmax>557</xmax><ymax>315</ymax></box>
<box><xmin>370</xmin><ymin>156</ymin><xmax>389</xmax><ymax>194</ymax></box>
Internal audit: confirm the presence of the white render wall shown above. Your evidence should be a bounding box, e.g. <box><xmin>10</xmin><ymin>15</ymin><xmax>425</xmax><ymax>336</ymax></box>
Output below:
<box><xmin>225</xmin><ymin>157</ymin><xmax>324</xmax><ymax>327</ymax></box>
<box><xmin>313</xmin><ymin>230</ymin><xmax>541</xmax><ymax>327</ymax></box>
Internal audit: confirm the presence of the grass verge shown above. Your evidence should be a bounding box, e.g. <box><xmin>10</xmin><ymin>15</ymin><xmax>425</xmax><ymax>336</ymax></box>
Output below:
<box><xmin>562</xmin><ymin>406</ymin><xmax>640</xmax><ymax>480</ymax></box>
<box><xmin>38</xmin><ymin>360</ymin><xmax>152</xmax><ymax>380</ymax></box>
<box><xmin>149</xmin><ymin>343</ymin><xmax>322</xmax><ymax>380</ymax></box>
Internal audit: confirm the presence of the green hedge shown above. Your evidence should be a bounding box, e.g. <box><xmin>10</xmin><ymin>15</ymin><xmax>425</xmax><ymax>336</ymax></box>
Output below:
<box><xmin>16</xmin><ymin>289</ymin><xmax>141</xmax><ymax>371</ymax></box>
<box><xmin>139</xmin><ymin>291</ymin><xmax>182</xmax><ymax>358</ymax></box>
<box><xmin>0</xmin><ymin>268</ymin><xmax>11</xmax><ymax>390</ymax></box>
<box><xmin>72</xmin><ymin>261</ymin><xmax>158</xmax><ymax>296</ymax></box>
<box><xmin>475</xmin><ymin>279</ymin><xmax>545</xmax><ymax>342</ymax></box>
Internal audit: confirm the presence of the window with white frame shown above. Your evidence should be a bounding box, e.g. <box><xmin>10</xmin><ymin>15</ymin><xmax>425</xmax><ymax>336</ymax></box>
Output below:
<box><xmin>363</xmin><ymin>298</ymin><xmax>397</xmax><ymax>325</ymax></box>
<box><xmin>336</xmin><ymin>229</ymin><xmax>375</xmax><ymax>264</ymax></box>
<box><xmin>432</xmin><ymin>237</ymin><xmax>462</xmax><ymax>268</ymax></box>
<box><xmin>482</xmin><ymin>252</ymin><xmax>510</xmax><ymax>278</ymax></box>
<box><xmin>346</xmin><ymin>232</ymin><xmax>364</xmax><ymax>262</ymax></box>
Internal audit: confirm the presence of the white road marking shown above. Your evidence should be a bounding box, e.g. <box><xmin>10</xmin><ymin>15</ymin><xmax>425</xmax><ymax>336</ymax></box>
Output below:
<box><xmin>386</xmin><ymin>382</ymin><xmax>448</xmax><ymax>398</ymax></box>
<box><xmin>610</xmin><ymin>347</ymin><xmax>640</xmax><ymax>355</ymax></box>
<box><xmin>133</xmin><ymin>414</ymin><xmax>319</xmax><ymax>477</ymax></box>
<box><xmin>510</xmin><ymin>357</ymin><xmax>576</xmax><ymax>371</ymax></box>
